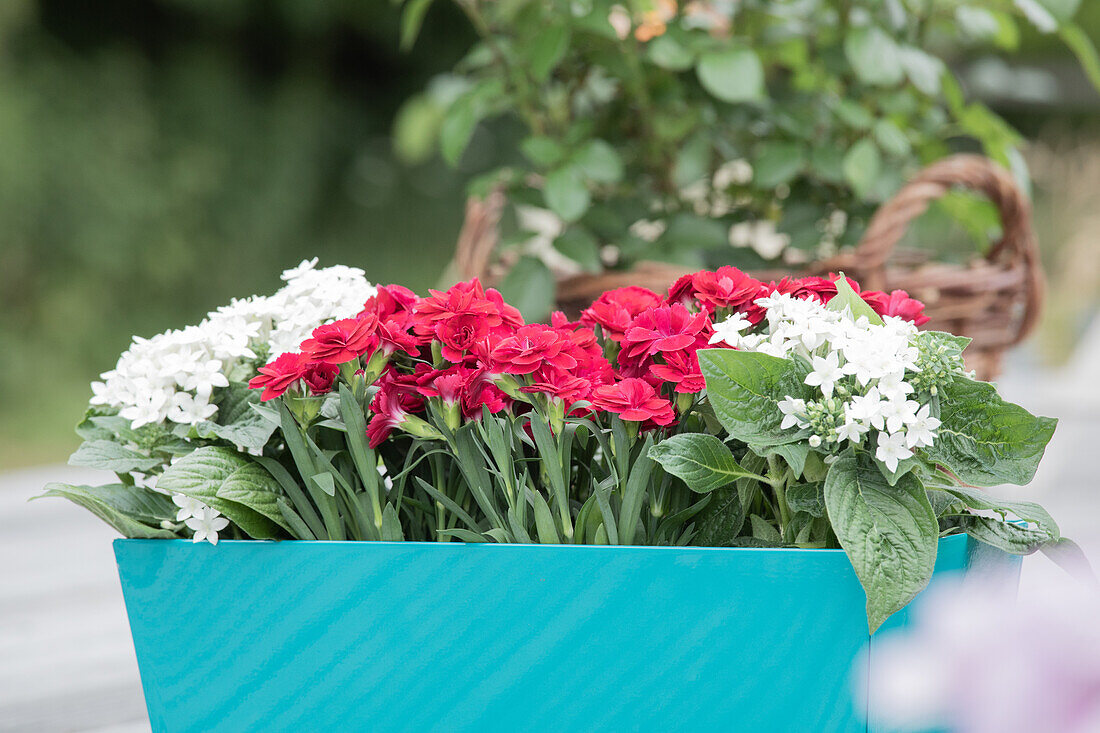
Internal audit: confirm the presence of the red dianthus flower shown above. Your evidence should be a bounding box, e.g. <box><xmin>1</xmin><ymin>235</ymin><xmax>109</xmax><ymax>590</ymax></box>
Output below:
<box><xmin>491</xmin><ymin>325</ymin><xmax>578</xmax><ymax>375</ymax></box>
<box><xmin>579</xmin><ymin>286</ymin><xmax>662</xmax><ymax>342</ymax></box>
<box><xmin>301</xmin><ymin>316</ymin><xmax>378</xmax><ymax>365</ymax></box>
<box><xmin>620</xmin><ymin>304</ymin><xmax>709</xmax><ymax>362</ymax></box>
<box><xmin>590</xmin><ymin>377</ymin><xmax>676</xmax><ymax>425</ymax></box>
<box><xmin>248</xmin><ymin>352</ymin><xmax>305</xmax><ymax>401</ymax></box>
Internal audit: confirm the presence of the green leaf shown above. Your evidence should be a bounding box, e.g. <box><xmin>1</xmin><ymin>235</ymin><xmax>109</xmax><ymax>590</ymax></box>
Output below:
<box><xmin>648</xmin><ymin>433</ymin><xmax>765</xmax><ymax>493</ymax></box>
<box><xmin>399</xmin><ymin>0</ymin><xmax>435</xmax><ymax>50</ymax></box>
<box><xmin>753</xmin><ymin>142</ymin><xmax>807</xmax><ymax>188</ymax></box>
<box><xmin>525</xmin><ymin>23</ymin><xmax>570</xmax><ymax>81</ymax></box>
<box><xmin>873</xmin><ymin>119</ymin><xmax>911</xmax><ymax>157</ymax></box>
<box><xmin>647</xmin><ymin>35</ymin><xmax>694</xmax><ymax>70</ymax></box>
<box><xmin>553</xmin><ymin>228</ymin><xmax>601</xmax><ymax>272</ymax></box>
<box><xmin>750</xmin><ymin>442</ymin><xmax>811</xmax><ymax>478</ymax></box>
<box><xmin>810</xmin><ymin>145</ymin><xmax>846</xmax><ymax>184</ymax></box>
<box><xmin>157</xmin><ymin>446</ymin><xmax>289</xmax><ymax>539</ymax></box>
<box><xmin>310</xmin><ymin>472</ymin><xmax>337</xmax><ymax>497</ymax></box>
<box><xmin>529</xmin><ymin>488</ymin><xmax>561</xmax><ymax>544</ymax></box>
<box><xmin>937</xmin><ymin>484</ymin><xmax>1059</xmax><ymax>540</ymax></box>
<box><xmin>68</xmin><ymin>440</ymin><xmax>161</xmax><ymax>473</ymax></box>
<box><xmin>692</xmin><ymin>487</ymin><xmax>747</xmax><ymax>546</ymax></box>
<box><xmin>673</xmin><ymin>134</ymin><xmax>711</xmax><ymax>187</ymax></box>
<box><xmin>842</xmin><ymin>139</ymin><xmax>882</xmax><ymax>200</ymax></box>
<box><xmin>1040</xmin><ymin>538</ymin><xmax>1096</xmax><ymax>583</ymax></box>
<box><xmin>953</xmin><ymin>515</ymin><xmax>1050</xmax><ymax>554</ymax></box>
<box><xmin>786</xmin><ymin>482</ymin><xmax>826</xmax><ymax>517</ymax></box>
<box><xmin>661</xmin><ymin>213</ymin><xmax>728</xmax><ymax>250</ymax></box>
<box><xmin>35</xmin><ymin>483</ymin><xmax>178</xmax><ymax>539</ymax></box>
<box><xmin>544</xmin><ymin>165</ymin><xmax>590</xmax><ymax>221</ymax></box>
<box><xmin>696</xmin><ymin>47</ymin><xmax>766</xmax><ymax>103</ymax></box>
<box><xmin>440</xmin><ymin>101</ymin><xmax>475</xmax><ymax>167</ymax></box>
<box><xmin>832</xmin><ymin>99</ymin><xmax>875</xmax><ymax>130</ymax></box>
<box><xmin>521</xmin><ymin>136</ymin><xmax>566</xmax><ymax>168</ymax></box>
<box><xmin>1060</xmin><ymin>23</ymin><xmax>1100</xmax><ymax>93</ymax></box>
<box><xmin>573</xmin><ymin>139</ymin><xmax>624</xmax><ymax>184</ymax></box>
<box><xmin>195</xmin><ymin>383</ymin><xmax>278</xmax><ymax>452</ymax></box>
<box><xmin>898</xmin><ymin>47</ymin><xmax>944</xmax><ymax>96</ymax></box>
<box><xmin>277</xmin><ymin>497</ymin><xmax>317</xmax><ymax>540</ymax></box>
<box><xmin>845</xmin><ymin>27</ymin><xmax>904</xmax><ymax>86</ymax></box>
<box><xmin>1039</xmin><ymin>0</ymin><xmax>1080</xmax><ymax>23</ymax></box>
<box><xmin>921</xmin><ymin>377</ymin><xmax>1057</xmax><ymax>487</ymax></box>
<box><xmin>496</xmin><ymin>256</ymin><xmax>555</xmax><ymax>323</ymax></box>
<box><xmin>76</xmin><ymin>413</ymin><xmax>141</xmax><ymax>443</ymax></box>
<box><xmin>440</xmin><ymin>90</ymin><xmax>487</xmax><ymax>167</ymax></box>
<box><xmin>824</xmin><ymin>451</ymin><xmax>939</xmax><ymax>632</ymax></box>
<box><xmin>749</xmin><ymin>514</ymin><xmax>782</xmax><ymax>544</ymax></box>
<box><xmin>381</xmin><ymin>503</ymin><xmax>405</xmax><ymax>541</ymax></box>
<box><xmin>618</xmin><ymin>435</ymin><xmax>657</xmax><ymax>545</ymax></box>
<box><xmin>826</xmin><ymin>272</ymin><xmax>885</xmax><ymax>325</ymax></box>
<box><xmin>698</xmin><ymin>348</ymin><xmax>812</xmax><ymax>445</ymax></box>
<box><xmin>393</xmin><ymin>94</ymin><xmax>445</xmax><ymax>165</ymax></box>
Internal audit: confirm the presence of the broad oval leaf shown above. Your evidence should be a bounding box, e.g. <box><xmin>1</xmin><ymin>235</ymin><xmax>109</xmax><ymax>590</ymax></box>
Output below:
<box><xmin>648</xmin><ymin>433</ymin><xmax>765</xmax><ymax>493</ymax></box>
<box><xmin>826</xmin><ymin>272</ymin><xmax>884</xmax><ymax>325</ymax></box>
<box><xmin>691</xmin><ymin>488</ymin><xmax>746</xmax><ymax>547</ymax></box>
<box><xmin>921</xmin><ymin>377</ymin><xmax>1057</xmax><ymax>487</ymax></box>
<box><xmin>935</xmin><ymin>483</ymin><xmax>1059</xmax><ymax>542</ymax></box>
<box><xmin>842</xmin><ymin>139</ymin><xmax>882</xmax><ymax>200</ymax></box>
<box><xmin>697</xmin><ymin>348</ymin><xmax>811</xmax><ymax>445</ymax></box>
<box><xmin>544</xmin><ymin>165</ymin><xmax>590</xmax><ymax>222</ymax></box>
<box><xmin>157</xmin><ymin>446</ymin><xmax>290</xmax><ymax>539</ymax></box>
<box><xmin>824</xmin><ymin>451</ymin><xmax>939</xmax><ymax>632</ymax></box>
<box><xmin>844</xmin><ymin>26</ymin><xmax>904</xmax><ymax>86</ymax></box>
<box><xmin>647</xmin><ymin>35</ymin><xmax>694</xmax><ymax>70</ymax></box>
<box><xmin>753</xmin><ymin>141</ymin><xmax>807</xmax><ymax>189</ymax></box>
<box><xmin>573</xmin><ymin>139</ymin><xmax>624</xmax><ymax>184</ymax></box>
<box><xmin>35</xmin><ymin>483</ymin><xmax>177</xmax><ymax>539</ymax></box>
<box><xmin>68</xmin><ymin>440</ymin><xmax>161</xmax><ymax>473</ymax></box>
<box><xmin>696</xmin><ymin>47</ymin><xmax>765</xmax><ymax>103</ymax></box>
<box><xmin>786</xmin><ymin>482</ymin><xmax>826</xmax><ymax>518</ymax></box>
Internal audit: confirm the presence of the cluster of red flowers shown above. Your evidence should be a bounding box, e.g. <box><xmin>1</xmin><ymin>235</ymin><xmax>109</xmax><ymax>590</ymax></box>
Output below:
<box><xmin>250</xmin><ymin>267</ymin><xmax>928</xmax><ymax>446</ymax></box>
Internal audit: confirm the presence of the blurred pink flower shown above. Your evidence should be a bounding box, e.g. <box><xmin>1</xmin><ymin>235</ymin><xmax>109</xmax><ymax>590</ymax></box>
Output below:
<box><xmin>860</xmin><ymin>572</ymin><xmax>1100</xmax><ymax>733</ymax></box>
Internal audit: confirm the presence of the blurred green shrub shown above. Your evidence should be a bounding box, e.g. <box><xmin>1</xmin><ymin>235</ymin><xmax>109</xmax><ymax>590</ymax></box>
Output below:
<box><xmin>394</xmin><ymin>0</ymin><xmax>1100</xmax><ymax>317</ymax></box>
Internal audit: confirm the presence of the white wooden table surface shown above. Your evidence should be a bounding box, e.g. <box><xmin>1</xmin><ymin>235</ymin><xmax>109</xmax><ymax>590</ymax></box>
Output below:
<box><xmin>2</xmin><ymin>323</ymin><xmax>1098</xmax><ymax>732</ymax></box>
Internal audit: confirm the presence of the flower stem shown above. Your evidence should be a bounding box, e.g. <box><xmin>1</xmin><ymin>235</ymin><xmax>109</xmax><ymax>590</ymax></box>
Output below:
<box><xmin>768</xmin><ymin>456</ymin><xmax>791</xmax><ymax>539</ymax></box>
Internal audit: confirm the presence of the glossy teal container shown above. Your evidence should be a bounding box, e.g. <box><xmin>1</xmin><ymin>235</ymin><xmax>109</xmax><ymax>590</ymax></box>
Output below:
<box><xmin>114</xmin><ymin>535</ymin><xmax>1018</xmax><ymax>733</ymax></box>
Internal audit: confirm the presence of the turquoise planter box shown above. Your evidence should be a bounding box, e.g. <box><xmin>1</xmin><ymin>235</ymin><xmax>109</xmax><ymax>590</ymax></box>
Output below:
<box><xmin>114</xmin><ymin>535</ymin><xmax>1018</xmax><ymax>733</ymax></box>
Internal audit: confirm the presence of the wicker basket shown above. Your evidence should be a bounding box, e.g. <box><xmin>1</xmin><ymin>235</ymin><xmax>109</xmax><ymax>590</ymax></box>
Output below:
<box><xmin>453</xmin><ymin>154</ymin><xmax>1043</xmax><ymax>381</ymax></box>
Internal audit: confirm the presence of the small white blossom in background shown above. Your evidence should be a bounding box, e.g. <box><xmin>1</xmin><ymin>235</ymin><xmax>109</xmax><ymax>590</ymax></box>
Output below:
<box><xmin>711</xmin><ymin>292</ymin><xmax>957</xmax><ymax>473</ymax></box>
<box><xmin>185</xmin><ymin>507</ymin><xmax>230</xmax><ymax>545</ymax></box>
<box><xmin>88</xmin><ymin>259</ymin><xmax>376</xmax><ymax>429</ymax></box>
<box><xmin>861</xmin><ymin>574</ymin><xmax>1100</xmax><ymax>733</ymax></box>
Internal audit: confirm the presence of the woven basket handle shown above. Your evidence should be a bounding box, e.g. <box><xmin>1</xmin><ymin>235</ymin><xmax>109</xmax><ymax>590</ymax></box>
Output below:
<box><xmin>837</xmin><ymin>153</ymin><xmax>1044</xmax><ymax>345</ymax></box>
<box><xmin>454</xmin><ymin>189</ymin><xmax>505</xmax><ymax>283</ymax></box>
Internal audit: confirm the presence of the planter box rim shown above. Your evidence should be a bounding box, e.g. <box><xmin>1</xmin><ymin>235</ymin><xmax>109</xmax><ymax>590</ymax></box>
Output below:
<box><xmin>113</xmin><ymin>532</ymin><xmax>969</xmax><ymax>555</ymax></box>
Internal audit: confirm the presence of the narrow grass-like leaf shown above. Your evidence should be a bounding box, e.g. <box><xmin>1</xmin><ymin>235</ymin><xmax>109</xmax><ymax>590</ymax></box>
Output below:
<box><xmin>414</xmin><ymin>477</ymin><xmax>482</xmax><ymax>532</ymax></box>
<box><xmin>277</xmin><ymin>497</ymin><xmax>317</xmax><ymax>540</ymax></box>
<box><xmin>253</xmin><ymin>456</ymin><xmax>325</xmax><ymax>540</ymax></box>
<box><xmin>529</xmin><ymin>488</ymin><xmax>561</xmax><ymax>544</ymax></box>
<box><xmin>437</xmin><ymin>528</ymin><xmax>490</xmax><ymax>543</ymax></box>
<box><xmin>618</xmin><ymin>435</ymin><xmax>656</xmax><ymax>544</ymax></box>
<box><xmin>380</xmin><ymin>503</ymin><xmax>404</xmax><ymax>541</ymax></box>
<box><xmin>592</xmin><ymin>477</ymin><xmax>620</xmax><ymax>545</ymax></box>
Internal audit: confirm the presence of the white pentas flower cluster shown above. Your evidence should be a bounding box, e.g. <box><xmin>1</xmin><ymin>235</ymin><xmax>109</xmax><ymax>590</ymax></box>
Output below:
<box><xmin>711</xmin><ymin>293</ymin><xmax>962</xmax><ymax>473</ymax></box>
<box><xmin>89</xmin><ymin>259</ymin><xmax>376</xmax><ymax>430</ymax></box>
